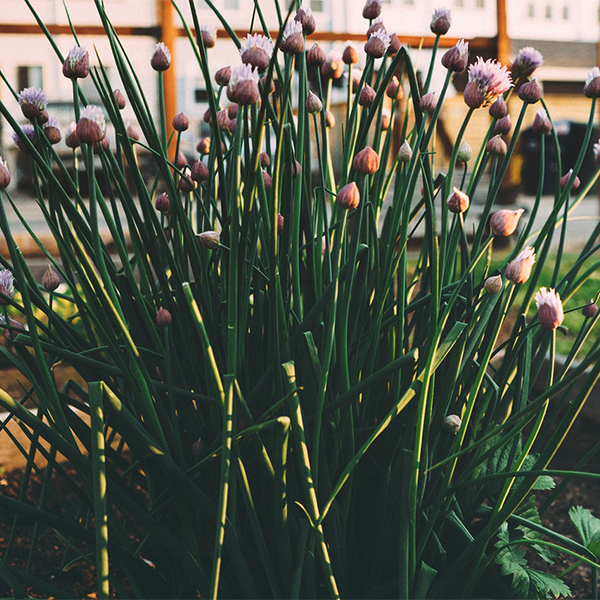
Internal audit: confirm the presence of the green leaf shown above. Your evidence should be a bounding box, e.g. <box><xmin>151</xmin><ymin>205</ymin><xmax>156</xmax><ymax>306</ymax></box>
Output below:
<box><xmin>569</xmin><ymin>506</ymin><xmax>600</xmax><ymax>558</ymax></box>
<box><xmin>522</xmin><ymin>455</ymin><xmax>556</xmax><ymax>491</ymax></box>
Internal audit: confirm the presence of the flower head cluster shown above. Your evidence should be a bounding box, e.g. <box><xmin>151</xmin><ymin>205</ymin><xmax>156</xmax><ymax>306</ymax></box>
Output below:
<box><xmin>240</xmin><ymin>34</ymin><xmax>273</xmax><ymax>72</ymax></box>
<box><xmin>505</xmin><ymin>246</ymin><xmax>536</xmax><ymax>284</ymax></box>
<box><xmin>227</xmin><ymin>63</ymin><xmax>260</xmax><ymax>105</ymax></box>
<box><xmin>63</xmin><ymin>45</ymin><xmax>90</xmax><ymax>79</ymax></box>
<box><xmin>76</xmin><ymin>105</ymin><xmax>106</xmax><ymax>144</ymax></box>
<box><xmin>0</xmin><ymin>269</ymin><xmax>15</xmax><ymax>304</ymax></box>
<box><xmin>364</xmin><ymin>29</ymin><xmax>390</xmax><ymax>58</ymax></box>
<box><xmin>584</xmin><ymin>67</ymin><xmax>600</xmax><ymax>98</ymax></box>
<box><xmin>441</xmin><ymin>39</ymin><xmax>468</xmax><ymax>72</ymax></box>
<box><xmin>463</xmin><ymin>57</ymin><xmax>512</xmax><ymax>109</ymax></box>
<box><xmin>430</xmin><ymin>7</ymin><xmax>451</xmax><ymax>36</ymax></box>
<box><xmin>535</xmin><ymin>287</ymin><xmax>564</xmax><ymax>331</ymax></box>
<box><xmin>151</xmin><ymin>42</ymin><xmax>171</xmax><ymax>71</ymax></box>
<box><xmin>17</xmin><ymin>87</ymin><xmax>48</xmax><ymax>120</ymax></box>
<box><xmin>12</xmin><ymin>124</ymin><xmax>36</xmax><ymax>153</ymax></box>
<box><xmin>281</xmin><ymin>20</ymin><xmax>305</xmax><ymax>54</ymax></box>
<box><xmin>200</xmin><ymin>23</ymin><xmax>217</xmax><ymax>48</ymax></box>
<box><xmin>511</xmin><ymin>46</ymin><xmax>543</xmax><ymax>79</ymax></box>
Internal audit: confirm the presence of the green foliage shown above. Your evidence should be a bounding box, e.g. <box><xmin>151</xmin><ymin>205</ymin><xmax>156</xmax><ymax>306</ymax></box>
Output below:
<box><xmin>0</xmin><ymin>0</ymin><xmax>598</xmax><ymax>598</ymax></box>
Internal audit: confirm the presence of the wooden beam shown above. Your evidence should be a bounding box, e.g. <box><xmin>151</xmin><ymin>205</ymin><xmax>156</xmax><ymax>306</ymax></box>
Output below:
<box><xmin>496</xmin><ymin>0</ymin><xmax>510</xmax><ymax>65</ymax></box>
<box><xmin>0</xmin><ymin>23</ymin><xmax>160</xmax><ymax>37</ymax></box>
<box><xmin>158</xmin><ymin>0</ymin><xmax>177</xmax><ymax>144</ymax></box>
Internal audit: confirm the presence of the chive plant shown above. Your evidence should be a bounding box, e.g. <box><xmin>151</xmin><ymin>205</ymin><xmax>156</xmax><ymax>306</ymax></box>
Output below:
<box><xmin>0</xmin><ymin>1</ymin><xmax>599</xmax><ymax>598</ymax></box>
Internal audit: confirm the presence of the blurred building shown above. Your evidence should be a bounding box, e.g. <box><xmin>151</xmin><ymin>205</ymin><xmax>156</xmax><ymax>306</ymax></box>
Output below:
<box><xmin>0</xmin><ymin>0</ymin><xmax>599</xmax><ymax>172</ymax></box>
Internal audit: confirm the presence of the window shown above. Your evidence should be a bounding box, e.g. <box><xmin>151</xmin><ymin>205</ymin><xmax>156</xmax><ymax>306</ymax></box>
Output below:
<box><xmin>403</xmin><ymin>0</ymin><xmax>414</xmax><ymax>4</ymax></box>
<box><xmin>475</xmin><ymin>0</ymin><xmax>485</xmax><ymax>7</ymax></box>
<box><xmin>310</xmin><ymin>0</ymin><xmax>323</xmax><ymax>11</ymax></box>
<box><xmin>224</xmin><ymin>0</ymin><xmax>238</xmax><ymax>9</ymax></box>
<box><xmin>545</xmin><ymin>4</ymin><xmax>552</xmax><ymax>18</ymax></box>
<box><xmin>562</xmin><ymin>5</ymin><xmax>569</xmax><ymax>19</ymax></box>
<box><xmin>455</xmin><ymin>0</ymin><xmax>464</xmax><ymax>7</ymax></box>
<box><xmin>17</xmin><ymin>66</ymin><xmax>43</xmax><ymax>91</ymax></box>
<box><xmin>527</xmin><ymin>2</ymin><xmax>535</xmax><ymax>17</ymax></box>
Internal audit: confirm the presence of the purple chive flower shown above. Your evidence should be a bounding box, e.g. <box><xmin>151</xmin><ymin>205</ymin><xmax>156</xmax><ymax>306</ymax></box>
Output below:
<box><xmin>240</xmin><ymin>34</ymin><xmax>274</xmax><ymax>72</ymax></box>
<box><xmin>430</xmin><ymin>7</ymin><xmax>451</xmax><ymax>35</ymax></box>
<box><xmin>227</xmin><ymin>64</ymin><xmax>260</xmax><ymax>105</ymax></box>
<box><xmin>62</xmin><ymin>45</ymin><xmax>90</xmax><ymax>79</ymax></box>
<box><xmin>364</xmin><ymin>29</ymin><xmax>391</xmax><ymax>58</ymax></box>
<box><xmin>441</xmin><ymin>39</ymin><xmax>468</xmax><ymax>72</ymax></box>
<box><xmin>511</xmin><ymin>46</ymin><xmax>543</xmax><ymax>79</ymax></box>
<box><xmin>12</xmin><ymin>124</ymin><xmax>36</xmax><ymax>153</ymax></box>
<box><xmin>463</xmin><ymin>57</ymin><xmax>513</xmax><ymax>109</ymax></box>
<box><xmin>281</xmin><ymin>20</ymin><xmax>305</xmax><ymax>55</ymax></box>
<box><xmin>535</xmin><ymin>287</ymin><xmax>564</xmax><ymax>331</ymax></box>
<box><xmin>0</xmin><ymin>314</ymin><xmax>25</xmax><ymax>341</ymax></box>
<box><xmin>584</xmin><ymin>67</ymin><xmax>600</xmax><ymax>98</ymax></box>
<box><xmin>200</xmin><ymin>23</ymin><xmax>217</xmax><ymax>48</ymax></box>
<box><xmin>151</xmin><ymin>42</ymin><xmax>171</xmax><ymax>71</ymax></box>
<box><xmin>0</xmin><ymin>269</ymin><xmax>15</xmax><ymax>304</ymax></box>
<box><xmin>17</xmin><ymin>87</ymin><xmax>48</xmax><ymax>120</ymax></box>
<box><xmin>295</xmin><ymin>5</ymin><xmax>316</xmax><ymax>35</ymax></box>
<box><xmin>43</xmin><ymin>117</ymin><xmax>62</xmax><ymax>145</ymax></box>
<box><xmin>76</xmin><ymin>105</ymin><xmax>106</xmax><ymax>144</ymax></box>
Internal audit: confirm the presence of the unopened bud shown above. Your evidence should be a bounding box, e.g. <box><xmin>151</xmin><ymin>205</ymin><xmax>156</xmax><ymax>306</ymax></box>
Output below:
<box><xmin>198</xmin><ymin>231</ymin><xmax>220</xmax><ymax>249</ymax></box>
<box><xmin>215</xmin><ymin>66</ymin><xmax>231</xmax><ymax>87</ymax></box>
<box><xmin>154</xmin><ymin>192</ymin><xmax>170</xmax><ymax>213</ymax></box>
<box><xmin>505</xmin><ymin>246</ymin><xmax>536</xmax><ymax>285</ymax></box>
<box><xmin>325</xmin><ymin>110</ymin><xmax>336</xmax><ymax>128</ymax></box>
<box><xmin>358</xmin><ymin>85</ymin><xmax>376</xmax><ymax>107</ymax></box>
<box><xmin>156</xmin><ymin>307</ymin><xmax>172</xmax><ymax>328</ymax></box>
<box><xmin>337</xmin><ymin>181</ymin><xmax>360</xmax><ymax>209</ymax></box>
<box><xmin>490</xmin><ymin>209</ymin><xmax>524</xmax><ymax>236</ymax></box>
<box><xmin>446</xmin><ymin>187</ymin><xmax>469</xmax><ymax>214</ymax></box>
<box><xmin>172</xmin><ymin>112</ymin><xmax>189</xmax><ymax>132</ymax></box>
<box><xmin>151</xmin><ymin>42</ymin><xmax>171</xmax><ymax>71</ymax></box>
<box><xmin>277</xmin><ymin>213</ymin><xmax>284</xmax><ymax>234</ymax></box>
<box><xmin>386</xmin><ymin>76</ymin><xmax>402</xmax><ymax>99</ymax></box>
<box><xmin>191</xmin><ymin>159</ymin><xmax>209</xmax><ymax>183</ymax></box>
<box><xmin>532</xmin><ymin>108</ymin><xmax>552</xmax><ymax>135</ymax></box>
<box><xmin>582</xmin><ymin>300</ymin><xmax>599</xmax><ymax>318</ymax></box>
<box><xmin>0</xmin><ymin>159</ymin><xmax>10</xmax><ymax>189</ymax></box>
<box><xmin>42</xmin><ymin>265</ymin><xmax>60</xmax><ymax>292</ymax></box>
<box><xmin>518</xmin><ymin>79</ymin><xmax>542</xmax><ymax>104</ymax></box>
<box><xmin>306</xmin><ymin>91</ymin><xmax>323</xmax><ymax>114</ymax></box>
<box><xmin>114</xmin><ymin>89</ymin><xmax>126</xmax><ymax>109</ymax></box>
<box><xmin>398</xmin><ymin>140</ymin><xmax>412</xmax><ymax>162</ymax></box>
<box><xmin>197</xmin><ymin>137</ymin><xmax>211</xmax><ymax>155</ymax></box>
<box><xmin>442</xmin><ymin>414</ymin><xmax>461</xmax><ymax>434</ymax></box>
<box><xmin>306</xmin><ymin>43</ymin><xmax>326</xmax><ymax>67</ymax></box>
<box><xmin>419</xmin><ymin>92</ymin><xmax>437</xmax><ymax>114</ymax></box>
<box><xmin>535</xmin><ymin>287</ymin><xmax>564</xmax><ymax>331</ymax></box>
<box><xmin>430</xmin><ymin>8</ymin><xmax>451</xmax><ymax>36</ymax></box>
<box><xmin>484</xmin><ymin>274</ymin><xmax>503</xmax><ymax>295</ymax></box>
<box><xmin>559</xmin><ymin>169</ymin><xmax>580</xmax><ymax>191</ymax></box>
<box><xmin>260</xmin><ymin>152</ymin><xmax>270</xmax><ymax>168</ymax></box>
<box><xmin>486</xmin><ymin>134</ymin><xmax>507</xmax><ymax>156</ymax></box>
<box><xmin>493</xmin><ymin>115</ymin><xmax>512</xmax><ymax>136</ymax></box>
<box><xmin>457</xmin><ymin>141</ymin><xmax>472</xmax><ymax>163</ymax></box>
<box><xmin>342</xmin><ymin>43</ymin><xmax>359</xmax><ymax>65</ymax></box>
<box><xmin>489</xmin><ymin>96</ymin><xmax>508</xmax><ymax>119</ymax></box>
<box><xmin>262</xmin><ymin>170</ymin><xmax>272</xmax><ymax>190</ymax></box>
<box><xmin>353</xmin><ymin>146</ymin><xmax>379</xmax><ymax>175</ymax></box>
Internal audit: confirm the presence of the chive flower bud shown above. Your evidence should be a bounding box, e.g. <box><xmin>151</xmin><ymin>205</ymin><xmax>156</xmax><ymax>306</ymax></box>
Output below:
<box><xmin>76</xmin><ymin>105</ymin><xmax>106</xmax><ymax>144</ymax></box>
<box><xmin>489</xmin><ymin>96</ymin><xmax>508</xmax><ymax>119</ymax></box>
<box><xmin>325</xmin><ymin>110</ymin><xmax>336</xmax><ymax>128</ymax></box>
<box><xmin>505</xmin><ymin>246</ymin><xmax>536</xmax><ymax>284</ymax></box>
<box><xmin>430</xmin><ymin>7</ymin><xmax>451</xmax><ymax>35</ymax></box>
<box><xmin>446</xmin><ymin>187</ymin><xmax>469</xmax><ymax>214</ymax></box>
<box><xmin>277</xmin><ymin>213</ymin><xmax>284</xmax><ymax>234</ymax></box>
<box><xmin>532</xmin><ymin>108</ymin><xmax>552</xmax><ymax>135</ymax></box>
<box><xmin>62</xmin><ymin>45</ymin><xmax>90</xmax><ymax>79</ymax></box>
<box><xmin>260</xmin><ymin>152</ymin><xmax>270</xmax><ymax>168</ymax></box>
<box><xmin>337</xmin><ymin>182</ymin><xmax>360</xmax><ymax>209</ymax></box>
<box><xmin>343</xmin><ymin>42</ymin><xmax>360</xmax><ymax>65</ymax></box>
<box><xmin>151</xmin><ymin>42</ymin><xmax>171</xmax><ymax>71</ymax></box>
<box><xmin>511</xmin><ymin>46</ymin><xmax>543</xmax><ymax>79</ymax></box>
<box><xmin>200</xmin><ymin>23</ymin><xmax>217</xmax><ymax>49</ymax></box>
<box><xmin>114</xmin><ymin>89</ymin><xmax>126</xmax><ymax>109</ymax></box>
<box><xmin>419</xmin><ymin>92</ymin><xmax>437</xmax><ymax>115</ymax></box>
<box><xmin>227</xmin><ymin>64</ymin><xmax>260</xmax><ymax>105</ymax></box>
<box><xmin>362</xmin><ymin>0</ymin><xmax>382</xmax><ymax>20</ymax></box>
<box><xmin>198</xmin><ymin>231</ymin><xmax>220</xmax><ymax>249</ymax></box>
<box><xmin>17</xmin><ymin>87</ymin><xmax>48</xmax><ymax>121</ymax></box>
<box><xmin>321</xmin><ymin>51</ymin><xmax>344</xmax><ymax>79</ymax></box>
<box><xmin>172</xmin><ymin>112</ymin><xmax>189</xmax><ymax>132</ymax></box>
<box><xmin>381</xmin><ymin>111</ymin><xmax>390</xmax><ymax>130</ymax></box>
<box><xmin>364</xmin><ymin>30</ymin><xmax>390</xmax><ymax>58</ymax></box>
<box><xmin>490</xmin><ymin>209</ymin><xmax>524</xmax><ymax>236</ymax></box>
<box><xmin>442</xmin><ymin>414</ymin><xmax>461</xmax><ymax>434</ymax></box>
<box><xmin>387</xmin><ymin>33</ymin><xmax>401</xmax><ymax>56</ymax></box>
<box><xmin>584</xmin><ymin>67</ymin><xmax>600</xmax><ymax>98</ymax></box>
<box><xmin>484</xmin><ymin>275</ymin><xmax>503</xmax><ymax>295</ymax></box>
<box><xmin>366</xmin><ymin>18</ymin><xmax>386</xmax><ymax>38</ymax></box>
<box><xmin>441</xmin><ymin>39</ymin><xmax>468</xmax><ymax>72</ymax></box>
<box><xmin>0</xmin><ymin>158</ymin><xmax>10</xmax><ymax>189</ymax></box>
<box><xmin>493</xmin><ymin>115</ymin><xmax>512</xmax><ymax>136</ymax></box>
<box><xmin>358</xmin><ymin>85</ymin><xmax>376</xmax><ymax>106</ymax></box>
<box><xmin>197</xmin><ymin>137</ymin><xmax>211</xmax><ymax>155</ymax></box>
<box><xmin>240</xmin><ymin>34</ymin><xmax>273</xmax><ymax>72</ymax></box>
<box><xmin>43</xmin><ymin>117</ymin><xmax>62</xmax><ymax>145</ymax></box>
<box><xmin>486</xmin><ymin>134</ymin><xmax>507</xmax><ymax>156</ymax></box>
<box><xmin>559</xmin><ymin>169</ymin><xmax>580</xmax><ymax>191</ymax></box>
<box><xmin>582</xmin><ymin>300</ymin><xmax>599</xmax><ymax>318</ymax></box>
<box><xmin>535</xmin><ymin>287</ymin><xmax>564</xmax><ymax>331</ymax></box>
<box><xmin>518</xmin><ymin>79</ymin><xmax>542</xmax><ymax>104</ymax></box>
<box><xmin>65</xmin><ymin>122</ymin><xmax>79</xmax><ymax>149</ymax></box>
<box><xmin>281</xmin><ymin>21</ymin><xmax>304</xmax><ymax>55</ymax></box>
<box><xmin>215</xmin><ymin>66</ymin><xmax>231</xmax><ymax>87</ymax></box>
<box><xmin>295</xmin><ymin>6</ymin><xmax>316</xmax><ymax>35</ymax></box>
<box><xmin>155</xmin><ymin>192</ymin><xmax>170</xmax><ymax>213</ymax></box>
<box><xmin>307</xmin><ymin>43</ymin><xmax>326</xmax><ymax>67</ymax></box>
<box><xmin>0</xmin><ymin>269</ymin><xmax>15</xmax><ymax>304</ymax></box>
<box><xmin>306</xmin><ymin>91</ymin><xmax>323</xmax><ymax>114</ymax></box>
<box><xmin>42</xmin><ymin>264</ymin><xmax>60</xmax><ymax>292</ymax></box>
<box><xmin>353</xmin><ymin>146</ymin><xmax>380</xmax><ymax>175</ymax></box>
<box><xmin>386</xmin><ymin>76</ymin><xmax>402</xmax><ymax>99</ymax></box>
<box><xmin>156</xmin><ymin>307</ymin><xmax>172</xmax><ymax>328</ymax></box>
<box><xmin>398</xmin><ymin>140</ymin><xmax>412</xmax><ymax>162</ymax></box>
<box><xmin>262</xmin><ymin>170</ymin><xmax>272</xmax><ymax>190</ymax></box>
<box><xmin>456</xmin><ymin>141</ymin><xmax>472</xmax><ymax>163</ymax></box>
<box><xmin>191</xmin><ymin>159</ymin><xmax>209</xmax><ymax>183</ymax></box>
